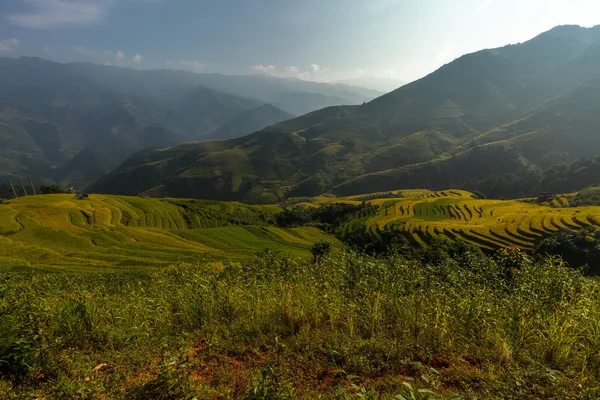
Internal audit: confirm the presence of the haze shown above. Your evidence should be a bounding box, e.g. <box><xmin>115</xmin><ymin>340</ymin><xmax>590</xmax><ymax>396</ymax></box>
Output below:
<box><xmin>1</xmin><ymin>0</ymin><xmax>600</xmax><ymax>90</ymax></box>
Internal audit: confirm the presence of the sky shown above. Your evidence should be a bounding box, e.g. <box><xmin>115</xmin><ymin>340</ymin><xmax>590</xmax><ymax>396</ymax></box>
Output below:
<box><xmin>1</xmin><ymin>0</ymin><xmax>600</xmax><ymax>88</ymax></box>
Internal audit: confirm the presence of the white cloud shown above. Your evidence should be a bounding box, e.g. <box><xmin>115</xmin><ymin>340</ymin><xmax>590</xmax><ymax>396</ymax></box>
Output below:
<box><xmin>7</xmin><ymin>0</ymin><xmax>112</xmax><ymax>29</ymax></box>
<box><xmin>132</xmin><ymin>53</ymin><xmax>143</xmax><ymax>64</ymax></box>
<box><xmin>165</xmin><ymin>60</ymin><xmax>207</xmax><ymax>72</ymax></box>
<box><xmin>104</xmin><ymin>62</ymin><xmax>111</xmax><ymax>66</ymax></box>
<box><xmin>0</xmin><ymin>38</ymin><xmax>20</xmax><ymax>52</ymax></box>
<box><xmin>251</xmin><ymin>64</ymin><xmax>277</xmax><ymax>73</ymax></box>
<box><xmin>115</xmin><ymin>50</ymin><xmax>125</xmax><ymax>62</ymax></box>
<box><xmin>43</xmin><ymin>45</ymin><xmax>52</xmax><ymax>52</ymax></box>
<box><xmin>251</xmin><ymin>64</ymin><xmax>326</xmax><ymax>80</ymax></box>
<box><xmin>103</xmin><ymin>49</ymin><xmax>113</xmax><ymax>56</ymax></box>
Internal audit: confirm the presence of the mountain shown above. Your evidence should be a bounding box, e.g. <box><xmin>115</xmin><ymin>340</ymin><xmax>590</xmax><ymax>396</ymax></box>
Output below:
<box><xmin>334</xmin><ymin>77</ymin><xmax>406</xmax><ymax>93</ymax></box>
<box><xmin>92</xmin><ymin>25</ymin><xmax>600</xmax><ymax>202</ymax></box>
<box><xmin>207</xmin><ymin>104</ymin><xmax>295</xmax><ymax>140</ymax></box>
<box><xmin>0</xmin><ymin>57</ymin><xmax>378</xmax><ymax>188</ymax></box>
<box><xmin>160</xmin><ymin>73</ymin><xmax>383</xmax><ymax>115</ymax></box>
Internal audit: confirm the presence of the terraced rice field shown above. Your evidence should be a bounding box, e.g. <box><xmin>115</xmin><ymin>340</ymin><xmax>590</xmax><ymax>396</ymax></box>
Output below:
<box><xmin>0</xmin><ymin>194</ymin><xmax>338</xmax><ymax>272</ymax></box>
<box><xmin>325</xmin><ymin>190</ymin><xmax>600</xmax><ymax>251</ymax></box>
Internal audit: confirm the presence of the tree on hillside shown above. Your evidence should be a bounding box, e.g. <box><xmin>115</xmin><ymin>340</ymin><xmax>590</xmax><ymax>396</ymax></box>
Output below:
<box><xmin>39</xmin><ymin>185</ymin><xmax>73</xmax><ymax>194</ymax></box>
<box><xmin>311</xmin><ymin>240</ymin><xmax>332</xmax><ymax>263</ymax></box>
<box><xmin>535</xmin><ymin>227</ymin><xmax>600</xmax><ymax>274</ymax></box>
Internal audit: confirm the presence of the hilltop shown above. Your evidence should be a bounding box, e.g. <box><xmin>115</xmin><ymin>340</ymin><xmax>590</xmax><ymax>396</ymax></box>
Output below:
<box><xmin>93</xmin><ymin>25</ymin><xmax>600</xmax><ymax>202</ymax></box>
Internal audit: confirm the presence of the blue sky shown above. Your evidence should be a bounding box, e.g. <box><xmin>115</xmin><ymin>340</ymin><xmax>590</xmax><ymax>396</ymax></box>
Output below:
<box><xmin>1</xmin><ymin>0</ymin><xmax>600</xmax><ymax>84</ymax></box>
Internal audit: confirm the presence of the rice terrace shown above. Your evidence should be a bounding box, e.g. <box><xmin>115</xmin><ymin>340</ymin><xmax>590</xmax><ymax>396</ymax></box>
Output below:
<box><xmin>1</xmin><ymin>190</ymin><xmax>598</xmax><ymax>271</ymax></box>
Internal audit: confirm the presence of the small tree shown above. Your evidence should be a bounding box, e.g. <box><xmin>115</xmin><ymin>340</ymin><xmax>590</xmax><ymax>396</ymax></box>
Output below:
<box><xmin>311</xmin><ymin>240</ymin><xmax>332</xmax><ymax>263</ymax></box>
<box><xmin>40</xmin><ymin>185</ymin><xmax>72</xmax><ymax>194</ymax></box>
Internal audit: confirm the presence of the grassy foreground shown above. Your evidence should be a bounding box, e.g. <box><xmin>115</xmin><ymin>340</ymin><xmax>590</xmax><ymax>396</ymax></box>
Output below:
<box><xmin>2</xmin><ymin>248</ymin><xmax>600</xmax><ymax>399</ymax></box>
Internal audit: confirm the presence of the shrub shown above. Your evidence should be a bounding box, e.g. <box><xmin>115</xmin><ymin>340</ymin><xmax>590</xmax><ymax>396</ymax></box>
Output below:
<box><xmin>535</xmin><ymin>227</ymin><xmax>600</xmax><ymax>273</ymax></box>
<box><xmin>311</xmin><ymin>240</ymin><xmax>332</xmax><ymax>262</ymax></box>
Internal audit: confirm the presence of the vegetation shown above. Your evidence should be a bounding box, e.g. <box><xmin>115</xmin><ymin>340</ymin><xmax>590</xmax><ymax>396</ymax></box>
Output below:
<box><xmin>0</xmin><ymin>194</ymin><xmax>339</xmax><ymax>271</ymax></box>
<box><xmin>535</xmin><ymin>227</ymin><xmax>600</xmax><ymax>273</ymax></box>
<box><xmin>93</xmin><ymin>26</ymin><xmax>600</xmax><ymax>203</ymax></box>
<box><xmin>3</xmin><ymin>190</ymin><xmax>600</xmax><ymax>272</ymax></box>
<box><xmin>0</xmin><ymin>57</ymin><xmax>377</xmax><ymax>188</ymax></box>
<box><xmin>2</xmin><ymin>246</ymin><xmax>600</xmax><ymax>398</ymax></box>
<box><xmin>39</xmin><ymin>185</ymin><xmax>73</xmax><ymax>195</ymax></box>
<box><xmin>294</xmin><ymin>190</ymin><xmax>600</xmax><ymax>257</ymax></box>
<box><xmin>570</xmin><ymin>185</ymin><xmax>600</xmax><ymax>207</ymax></box>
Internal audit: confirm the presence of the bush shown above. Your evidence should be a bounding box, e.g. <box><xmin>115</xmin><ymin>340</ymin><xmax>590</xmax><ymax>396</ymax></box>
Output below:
<box><xmin>570</xmin><ymin>185</ymin><xmax>600</xmax><ymax>206</ymax></box>
<box><xmin>311</xmin><ymin>240</ymin><xmax>332</xmax><ymax>262</ymax></box>
<box><xmin>39</xmin><ymin>185</ymin><xmax>73</xmax><ymax>195</ymax></box>
<box><xmin>535</xmin><ymin>227</ymin><xmax>600</xmax><ymax>273</ymax></box>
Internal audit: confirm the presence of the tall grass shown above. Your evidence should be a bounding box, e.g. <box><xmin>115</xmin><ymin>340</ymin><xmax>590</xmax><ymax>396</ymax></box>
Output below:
<box><xmin>1</xmin><ymin>249</ymin><xmax>599</xmax><ymax>398</ymax></box>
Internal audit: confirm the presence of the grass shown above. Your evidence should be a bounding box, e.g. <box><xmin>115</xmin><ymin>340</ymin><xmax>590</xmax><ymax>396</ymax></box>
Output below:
<box><xmin>0</xmin><ymin>194</ymin><xmax>339</xmax><ymax>272</ymax></box>
<box><xmin>2</xmin><ymin>249</ymin><xmax>600</xmax><ymax>398</ymax></box>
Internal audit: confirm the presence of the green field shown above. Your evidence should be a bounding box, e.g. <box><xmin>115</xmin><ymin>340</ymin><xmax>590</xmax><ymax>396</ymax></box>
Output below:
<box><xmin>2</xmin><ymin>191</ymin><xmax>600</xmax><ymax>273</ymax></box>
<box><xmin>294</xmin><ymin>189</ymin><xmax>600</xmax><ymax>251</ymax></box>
<box><xmin>0</xmin><ymin>194</ymin><xmax>338</xmax><ymax>272</ymax></box>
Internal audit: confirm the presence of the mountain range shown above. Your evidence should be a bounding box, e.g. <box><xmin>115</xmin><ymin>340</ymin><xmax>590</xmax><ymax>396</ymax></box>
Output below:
<box><xmin>0</xmin><ymin>57</ymin><xmax>380</xmax><ymax>187</ymax></box>
<box><xmin>92</xmin><ymin>25</ymin><xmax>600</xmax><ymax>203</ymax></box>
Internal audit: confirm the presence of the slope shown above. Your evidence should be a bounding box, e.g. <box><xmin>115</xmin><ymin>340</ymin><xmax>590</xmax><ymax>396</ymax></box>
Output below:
<box><xmin>0</xmin><ymin>194</ymin><xmax>338</xmax><ymax>272</ymax></box>
<box><xmin>93</xmin><ymin>25</ymin><xmax>600</xmax><ymax>202</ymax></box>
<box><xmin>207</xmin><ymin>104</ymin><xmax>295</xmax><ymax>140</ymax></box>
<box><xmin>0</xmin><ymin>57</ymin><xmax>379</xmax><ymax>188</ymax></box>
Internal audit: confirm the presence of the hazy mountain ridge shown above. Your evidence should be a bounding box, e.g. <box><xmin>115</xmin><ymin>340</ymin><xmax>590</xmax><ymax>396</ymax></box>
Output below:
<box><xmin>0</xmin><ymin>57</ymin><xmax>378</xmax><ymax>187</ymax></box>
<box><xmin>92</xmin><ymin>25</ymin><xmax>600</xmax><ymax>202</ymax></box>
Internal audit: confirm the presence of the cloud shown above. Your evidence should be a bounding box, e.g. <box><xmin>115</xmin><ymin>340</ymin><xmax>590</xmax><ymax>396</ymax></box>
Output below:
<box><xmin>165</xmin><ymin>60</ymin><xmax>207</xmax><ymax>72</ymax></box>
<box><xmin>251</xmin><ymin>64</ymin><xmax>277</xmax><ymax>73</ymax></box>
<box><xmin>474</xmin><ymin>0</ymin><xmax>493</xmax><ymax>16</ymax></box>
<box><xmin>115</xmin><ymin>50</ymin><xmax>125</xmax><ymax>62</ymax></box>
<box><xmin>0</xmin><ymin>38</ymin><xmax>20</xmax><ymax>52</ymax></box>
<box><xmin>251</xmin><ymin>64</ymin><xmax>326</xmax><ymax>80</ymax></box>
<box><xmin>43</xmin><ymin>45</ymin><xmax>52</xmax><ymax>52</ymax></box>
<box><xmin>132</xmin><ymin>53</ymin><xmax>143</xmax><ymax>64</ymax></box>
<box><xmin>7</xmin><ymin>0</ymin><xmax>112</xmax><ymax>29</ymax></box>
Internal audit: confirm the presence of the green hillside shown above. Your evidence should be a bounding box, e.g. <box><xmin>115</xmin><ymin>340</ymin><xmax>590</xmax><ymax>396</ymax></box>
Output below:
<box><xmin>0</xmin><ymin>57</ymin><xmax>378</xmax><ymax>189</ymax></box>
<box><xmin>309</xmin><ymin>189</ymin><xmax>600</xmax><ymax>253</ymax></box>
<box><xmin>93</xmin><ymin>25</ymin><xmax>600</xmax><ymax>202</ymax></box>
<box><xmin>206</xmin><ymin>104</ymin><xmax>295</xmax><ymax>140</ymax></box>
<box><xmin>3</xmin><ymin>189</ymin><xmax>600</xmax><ymax>273</ymax></box>
<box><xmin>0</xmin><ymin>194</ymin><xmax>338</xmax><ymax>272</ymax></box>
